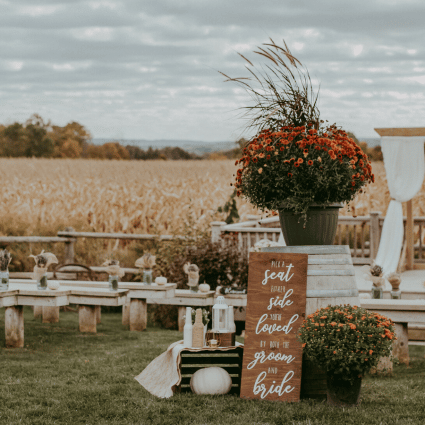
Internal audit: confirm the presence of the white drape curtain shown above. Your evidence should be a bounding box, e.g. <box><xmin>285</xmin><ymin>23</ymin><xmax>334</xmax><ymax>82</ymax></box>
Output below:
<box><xmin>374</xmin><ymin>137</ymin><xmax>425</xmax><ymax>274</ymax></box>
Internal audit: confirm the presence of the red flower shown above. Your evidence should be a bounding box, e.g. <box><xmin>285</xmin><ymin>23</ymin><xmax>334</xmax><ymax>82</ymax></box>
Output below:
<box><xmin>308</xmin><ymin>160</ymin><xmax>313</xmax><ymax>166</ymax></box>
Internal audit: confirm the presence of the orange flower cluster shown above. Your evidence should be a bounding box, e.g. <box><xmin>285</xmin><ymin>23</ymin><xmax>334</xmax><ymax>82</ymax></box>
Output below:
<box><xmin>233</xmin><ymin>123</ymin><xmax>374</xmax><ymax>215</ymax></box>
<box><xmin>299</xmin><ymin>304</ymin><xmax>395</xmax><ymax>381</ymax></box>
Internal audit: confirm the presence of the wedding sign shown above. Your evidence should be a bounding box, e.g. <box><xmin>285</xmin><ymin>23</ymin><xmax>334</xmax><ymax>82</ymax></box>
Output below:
<box><xmin>240</xmin><ymin>252</ymin><xmax>308</xmax><ymax>402</ymax></box>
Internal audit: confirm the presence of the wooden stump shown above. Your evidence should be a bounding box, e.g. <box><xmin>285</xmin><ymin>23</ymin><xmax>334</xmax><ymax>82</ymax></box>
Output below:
<box><xmin>122</xmin><ymin>301</ymin><xmax>130</xmax><ymax>327</ymax></box>
<box><xmin>95</xmin><ymin>305</ymin><xmax>101</xmax><ymax>324</ymax></box>
<box><xmin>79</xmin><ymin>305</ymin><xmax>97</xmax><ymax>333</ymax></box>
<box><xmin>129</xmin><ymin>299</ymin><xmax>147</xmax><ymax>331</ymax></box>
<box><xmin>5</xmin><ymin>306</ymin><xmax>24</xmax><ymax>348</ymax></box>
<box><xmin>33</xmin><ymin>305</ymin><xmax>43</xmax><ymax>320</ymax></box>
<box><xmin>393</xmin><ymin>323</ymin><xmax>409</xmax><ymax>365</ymax></box>
<box><xmin>42</xmin><ymin>306</ymin><xmax>60</xmax><ymax>323</ymax></box>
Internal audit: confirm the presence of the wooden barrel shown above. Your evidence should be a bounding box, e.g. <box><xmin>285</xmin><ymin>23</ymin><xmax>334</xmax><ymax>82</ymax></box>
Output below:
<box><xmin>261</xmin><ymin>245</ymin><xmax>360</xmax><ymax>399</ymax></box>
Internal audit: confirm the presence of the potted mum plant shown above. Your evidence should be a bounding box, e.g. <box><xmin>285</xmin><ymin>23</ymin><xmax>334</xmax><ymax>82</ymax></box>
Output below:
<box><xmin>299</xmin><ymin>304</ymin><xmax>396</xmax><ymax>407</ymax></box>
<box><xmin>223</xmin><ymin>39</ymin><xmax>374</xmax><ymax>245</ymax></box>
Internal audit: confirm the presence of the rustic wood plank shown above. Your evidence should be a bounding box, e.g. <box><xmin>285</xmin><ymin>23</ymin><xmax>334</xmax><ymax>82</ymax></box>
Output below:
<box><xmin>129</xmin><ymin>299</ymin><xmax>147</xmax><ymax>331</ymax></box>
<box><xmin>374</xmin><ymin>127</ymin><xmax>425</xmax><ymax>137</ymax></box>
<box><xmin>42</xmin><ymin>306</ymin><xmax>60</xmax><ymax>323</ymax></box>
<box><xmin>5</xmin><ymin>305</ymin><xmax>24</xmax><ymax>348</ymax></box>
<box><xmin>261</xmin><ymin>245</ymin><xmax>351</xmax><ymax>255</ymax></box>
<box><xmin>307</xmin><ymin>257</ymin><xmax>352</xmax><ymax>265</ymax></box>
<box><xmin>79</xmin><ymin>305</ymin><xmax>97</xmax><ymax>333</ymax></box>
<box><xmin>57</xmin><ymin>231</ymin><xmax>183</xmax><ymax>240</ymax></box>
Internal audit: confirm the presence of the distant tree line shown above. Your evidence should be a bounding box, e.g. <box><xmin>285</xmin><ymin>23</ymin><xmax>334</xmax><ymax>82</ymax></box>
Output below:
<box><xmin>0</xmin><ymin>115</ymin><xmax>383</xmax><ymax>161</ymax></box>
<box><xmin>0</xmin><ymin>114</ymin><xmax>201</xmax><ymax>160</ymax></box>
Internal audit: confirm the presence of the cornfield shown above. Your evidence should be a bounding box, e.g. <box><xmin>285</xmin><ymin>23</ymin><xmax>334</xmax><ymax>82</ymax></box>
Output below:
<box><xmin>1</xmin><ymin>158</ymin><xmax>425</xmax><ymax>237</ymax></box>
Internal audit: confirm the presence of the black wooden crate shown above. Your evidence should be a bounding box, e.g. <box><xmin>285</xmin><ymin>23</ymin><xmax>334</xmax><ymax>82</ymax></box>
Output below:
<box><xmin>178</xmin><ymin>347</ymin><xmax>244</xmax><ymax>395</ymax></box>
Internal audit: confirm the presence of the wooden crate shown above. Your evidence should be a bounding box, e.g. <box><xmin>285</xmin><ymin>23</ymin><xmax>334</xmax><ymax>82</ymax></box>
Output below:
<box><xmin>178</xmin><ymin>347</ymin><xmax>244</xmax><ymax>395</ymax></box>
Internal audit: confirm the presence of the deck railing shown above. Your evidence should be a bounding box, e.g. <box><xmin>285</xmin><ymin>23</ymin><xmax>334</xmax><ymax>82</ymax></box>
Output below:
<box><xmin>211</xmin><ymin>212</ymin><xmax>425</xmax><ymax>266</ymax></box>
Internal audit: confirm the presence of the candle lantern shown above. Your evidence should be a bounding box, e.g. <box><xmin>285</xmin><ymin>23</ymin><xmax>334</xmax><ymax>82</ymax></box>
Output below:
<box><xmin>212</xmin><ymin>296</ymin><xmax>229</xmax><ymax>333</ymax></box>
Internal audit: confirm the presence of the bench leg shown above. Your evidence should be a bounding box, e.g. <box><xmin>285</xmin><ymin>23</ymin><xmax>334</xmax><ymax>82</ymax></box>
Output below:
<box><xmin>33</xmin><ymin>305</ymin><xmax>43</xmax><ymax>320</ymax></box>
<box><xmin>393</xmin><ymin>323</ymin><xmax>409</xmax><ymax>365</ymax></box>
<box><xmin>178</xmin><ymin>306</ymin><xmax>186</xmax><ymax>332</ymax></box>
<box><xmin>95</xmin><ymin>305</ymin><xmax>101</xmax><ymax>324</ymax></box>
<box><xmin>42</xmin><ymin>306</ymin><xmax>60</xmax><ymax>323</ymax></box>
<box><xmin>129</xmin><ymin>299</ymin><xmax>147</xmax><ymax>332</ymax></box>
<box><xmin>122</xmin><ymin>301</ymin><xmax>130</xmax><ymax>327</ymax></box>
<box><xmin>5</xmin><ymin>306</ymin><xmax>24</xmax><ymax>348</ymax></box>
<box><xmin>79</xmin><ymin>305</ymin><xmax>97</xmax><ymax>333</ymax></box>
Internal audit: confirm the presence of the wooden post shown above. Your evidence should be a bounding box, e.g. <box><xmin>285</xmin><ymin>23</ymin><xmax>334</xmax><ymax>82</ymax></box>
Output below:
<box><xmin>42</xmin><ymin>306</ymin><xmax>60</xmax><ymax>323</ymax></box>
<box><xmin>5</xmin><ymin>306</ymin><xmax>24</xmax><ymax>348</ymax></box>
<box><xmin>392</xmin><ymin>323</ymin><xmax>409</xmax><ymax>365</ymax></box>
<box><xmin>129</xmin><ymin>299</ymin><xmax>147</xmax><ymax>331</ymax></box>
<box><xmin>79</xmin><ymin>305</ymin><xmax>97</xmax><ymax>333</ymax></box>
<box><xmin>122</xmin><ymin>301</ymin><xmax>130</xmax><ymax>327</ymax></box>
<box><xmin>369</xmin><ymin>211</ymin><xmax>381</xmax><ymax>261</ymax></box>
<box><xmin>405</xmin><ymin>200</ymin><xmax>414</xmax><ymax>270</ymax></box>
<box><xmin>63</xmin><ymin>226</ymin><xmax>75</xmax><ymax>264</ymax></box>
<box><xmin>95</xmin><ymin>305</ymin><xmax>101</xmax><ymax>324</ymax></box>
<box><xmin>210</xmin><ymin>221</ymin><xmax>226</xmax><ymax>244</ymax></box>
<box><xmin>33</xmin><ymin>305</ymin><xmax>43</xmax><ymax>320</ymax></box>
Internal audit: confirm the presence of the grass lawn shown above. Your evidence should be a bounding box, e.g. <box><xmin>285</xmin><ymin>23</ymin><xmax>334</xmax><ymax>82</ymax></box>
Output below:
<box><xmin>1</xmin><ymin>307</ymin><xmax>425</xmax><ymax>425</ymax></box>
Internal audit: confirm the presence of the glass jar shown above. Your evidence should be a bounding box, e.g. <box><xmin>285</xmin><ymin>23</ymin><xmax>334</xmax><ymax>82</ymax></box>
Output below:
<box><xmin>143</xmin><ymin>269</ymin><xmax>153</xmax><ymax>285</ymax></box>
<box><xmin>390</xmin><ymin>289</ymin><xmax>401</xmax><ymax>299</ymax></box>
<box><xmin>0</xmin><ymin>270</ymin><xmax>9</xmax><ymax>291</ymax></box>
<box><xmin>109</xmin><ymin>275</ymin><xmax>119</xmax><ymax>291</ymax></box>
<box><xmin>371</xmin><ymin>286</ymin><xmax>383</xmax><ymax>299</ymax></box>
<box><xmin>37</xmin><ymin>272</ymin><xmax>48</xmax><ymax>291</ymax></box>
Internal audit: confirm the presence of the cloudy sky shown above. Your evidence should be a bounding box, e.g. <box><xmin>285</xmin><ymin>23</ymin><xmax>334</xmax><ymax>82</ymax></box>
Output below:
<box><xmin>1</xmin><ymin>0</ymin><xmax>424</xmax><ymax>143</ymax></box>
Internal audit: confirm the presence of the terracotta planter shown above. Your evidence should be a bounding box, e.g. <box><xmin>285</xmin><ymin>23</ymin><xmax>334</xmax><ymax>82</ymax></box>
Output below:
<box><xmin>326</xmin><ymin>374</ymin><xmax>362</xmax><ymax>407</ymax></box>
<box><xmin>278</xmin><ymin>203</ymin><xmax>342</xmax><ymax>246</ymax></box>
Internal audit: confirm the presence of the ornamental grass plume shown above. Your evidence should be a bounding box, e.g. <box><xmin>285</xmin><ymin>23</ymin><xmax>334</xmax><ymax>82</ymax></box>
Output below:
<box><xmin>222</xmin><ymin>39</ymin><xmax>374</xmax><ymax>219</ymax></box>
<box><xmin>299</xmin><ymin>305</ymin><xmax>395</xmax><ymax>383</ymax></box>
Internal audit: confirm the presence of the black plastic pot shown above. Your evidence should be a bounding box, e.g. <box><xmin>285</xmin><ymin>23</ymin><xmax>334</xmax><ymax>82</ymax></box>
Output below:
<box><xmin>278</xmin><ymin>203</ymin><xmax>342</xmax><ymax>246</ymax></box>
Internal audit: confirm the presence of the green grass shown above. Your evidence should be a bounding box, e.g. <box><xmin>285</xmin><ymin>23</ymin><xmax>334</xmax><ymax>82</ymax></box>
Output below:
<box><xmin>1</xmin><ymin>308</ymin><xmax>425</xmax><ymax>425</ymax></box>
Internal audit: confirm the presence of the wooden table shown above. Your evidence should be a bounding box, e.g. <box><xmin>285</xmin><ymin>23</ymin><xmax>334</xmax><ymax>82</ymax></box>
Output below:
<box><xmin>148</xmin><ymin>289</ymin><xmax>216</xmax><ymax>331</ymax></box>
<box><xmin>122</xmin><ymin>283</ymin><xmax>176</xmax><ymax>331</ymax></box>
<box><xmin>1</xmin><ymin>287</ymin><xmax>71</xmax><ymax>348</ymax></box>
<box><xmin>68</xmin><ymin>288</ymin><xmax>128</xmax><ymax>333</ymax></box>
<box><xmin>9</xmin><ymin>279</ymin><xmax>176</xmax><ymax>332</ymax></box>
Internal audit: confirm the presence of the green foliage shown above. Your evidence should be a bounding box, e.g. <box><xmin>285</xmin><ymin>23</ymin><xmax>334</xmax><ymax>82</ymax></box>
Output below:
<box><xmin>299</xmin><ymin>305</ymin><xmax>395</xmax><ymax>383</ymax></box>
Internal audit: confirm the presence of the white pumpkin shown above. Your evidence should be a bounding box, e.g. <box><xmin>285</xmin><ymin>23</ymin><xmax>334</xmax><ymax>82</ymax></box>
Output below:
<box><xmin>190</xmin><ymin>367</ymin><xmax>232</xmax><ymax>395</ymax></box>
<box><xmin>47</xmin><ymin>280</ymin><xmax>60</xmax><ymax>290</ymax></box>
<box><xmin>198</xmin><ymin>283</ymin><xmax>210</xmax><ymax>293</ymax></box>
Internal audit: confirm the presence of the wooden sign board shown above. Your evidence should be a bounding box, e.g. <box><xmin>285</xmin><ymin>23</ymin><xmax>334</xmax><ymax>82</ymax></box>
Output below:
<box><xmin>240</xmin><ymin>252</ymin><xmax>308</xmax><ymax>402</ymax></box>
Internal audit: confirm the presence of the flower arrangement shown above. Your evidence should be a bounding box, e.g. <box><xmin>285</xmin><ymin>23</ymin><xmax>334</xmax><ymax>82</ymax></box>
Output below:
<box><xmin>299</xmin><ymin>304</ymin><xmax>396</xmax><ymax>383</ymax></box>
<box><xmin>234</xmin><ymin>124</ymin><xmax>374</xmax><ymax>218</ymax></box>
<box><xmin>222</xmin><ymin>39</ymin><xmax>374</xmax><ymax>219</ymax></box>
<box><xmin>362</xmin><ymin>263</ymin><xmax>385</xmax><ymax>299</ymax></box>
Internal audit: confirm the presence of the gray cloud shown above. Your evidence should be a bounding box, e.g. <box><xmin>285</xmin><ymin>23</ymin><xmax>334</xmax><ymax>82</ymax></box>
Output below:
<box><xmin>1</xmin><ymin>0</ymin><xmax>424</xmax><ymax>141</ymax></box>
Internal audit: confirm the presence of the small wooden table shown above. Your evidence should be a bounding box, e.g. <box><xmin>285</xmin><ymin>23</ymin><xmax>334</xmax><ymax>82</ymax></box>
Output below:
<box><xmin>148</xmin><ymin>289</ymin><xmax>215</xmax><ymax>332</ymax></box>
<box><xmin>2</xmin><ymin>287</ymin><xmax>70</xmax><ymax>348</ymax></box>
<box><xmin>68</xmin><ymin>288</ymin><xmax>128</xmax><ymax>333</ymax></box>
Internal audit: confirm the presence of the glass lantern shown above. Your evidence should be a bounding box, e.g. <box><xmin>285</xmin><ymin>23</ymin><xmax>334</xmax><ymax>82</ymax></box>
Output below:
<box><xmin>212</xmin><ymin>296</ymin><xmax>229</xmax><ymax>333</ymax></box>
